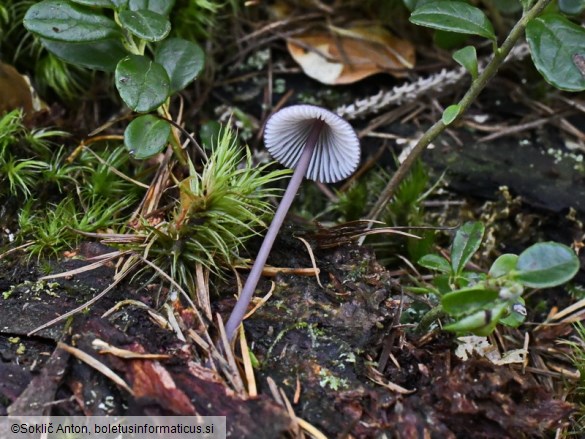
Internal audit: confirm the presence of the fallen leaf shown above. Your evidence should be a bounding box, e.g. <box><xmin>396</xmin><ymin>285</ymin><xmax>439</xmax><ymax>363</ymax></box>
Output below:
<box><xmin>287</xmin><ymin>24</ymin><xmax>415</xmax><ymax>85</ymax></box>
<box><xmin>0</xmin><ymin>63</ymin><xmax>44</xmax><ymax>115</ymax></box>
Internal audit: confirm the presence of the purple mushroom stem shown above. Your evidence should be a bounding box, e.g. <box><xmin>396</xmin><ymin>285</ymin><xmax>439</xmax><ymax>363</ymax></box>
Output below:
<box><xmin>224</xmin><ymin>118</ymin><xmax>325</xmax><ymax>341</ymax></box>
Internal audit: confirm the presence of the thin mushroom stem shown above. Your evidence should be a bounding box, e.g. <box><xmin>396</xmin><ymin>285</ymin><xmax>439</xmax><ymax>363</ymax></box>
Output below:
<box><xmin>225</xmin><ymin>118</ymin><xmax>325</xmax><ymax>341</ymax></box>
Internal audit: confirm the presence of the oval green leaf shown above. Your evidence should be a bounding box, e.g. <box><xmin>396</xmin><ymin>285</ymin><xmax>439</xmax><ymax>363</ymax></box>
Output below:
<box><xmin>71</xmin><ymin>0</ymin><xmax>114</xmax><ymax>7</ymax></box>
<box><xmin>40</xmin><ymin>38</ymin><xmax>128</xmax><ymax>71</ymax></box>
<box><xmin>559</xmin><ymin>0</ymin><xmax>585</xmax><ymax>15</ymax></box>
<box><xmin>118</xmin><ymin>9</ymin><xmax>170</xmax><ymax>42</ymax></box>
<box><xmin>489</xmin><ymin>253</ymin><xmax>518</xmax><ymax>278</ymax></box>
<box><xmin>499</xmin><ymin>298</ymin><xmax>526</xmax><ymax>328</ymax></box>
<box><xmin>24</xmin><ymin>0</ymin><xmax>119</xmax><ymax>42</ymax></box>
<box><xmin>453</xmin><ymin>45</ymin><xmax>478</xmax><ymax>79</ymax></box>
<box><xmin>128</xmin><ymin>0</ymin><xmax>174</xmax><ymax>15</ymax></box>
<box><xmin>514</xmin><ymin>242</ymin><xmax>580</xmax><ymax>288</ymax></box>
<box><xmin>124</xmin><ymin>115</ymin><xmax>170</xmax><ymax>159</ymax></box>
<box><xmin>451</xmin><ymin>221</ymin><xmax>485</xmax><ymax>275</ymax></box>
<box><xmin>526</xmin><ymin>14</ymin><xmax>585</xmax><ymax>92</ymax></box>
<box><xmin>418</xmin><ymin>253</ymin><xmax>451</xmax><ymax>273</ymax></box>
<box><xmin>155</xmin><ymin>38</ymin><xmax>205</xmax><ymax>94</ymax></box>
<box><xmin>115</xmin><ymin>55</ymin><xmax>170</xmax><ymax>112</ymax></box>
<box><xmin>441</xmin><ymin>286</ymin><xmax>499</xmax><ymax>315</ymax></box>
<box><xmin>410</xmin><ymin>1</ymin><xmax>496</xmax><ymax>41</ymax></box>
<box><xmin>444</xmin><ymin>302</ymin><xmax>507</xmax><ymax>335</ymax></box>
<box><xmin>442</xmin><ymin>104</ymin><xmax>461</xmax><ymax>125</ymax></box>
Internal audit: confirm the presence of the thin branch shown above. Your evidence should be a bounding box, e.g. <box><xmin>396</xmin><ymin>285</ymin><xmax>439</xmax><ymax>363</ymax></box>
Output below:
<box><xmin>366</xmin><ymin>0</ymin><xmax>553</xmax><ymax>223</ymax></box>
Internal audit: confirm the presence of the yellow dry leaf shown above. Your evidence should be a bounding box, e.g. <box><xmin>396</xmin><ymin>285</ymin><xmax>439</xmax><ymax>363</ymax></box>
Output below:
<box><xmin>0</xmin><ymin>63</ymin><xmax>44</xmax><ymax>116</ymax></box>
<box><xmin>287</xmin><ymin>25</ymin><xmax>415</xmax><ymax>85</ymax></box>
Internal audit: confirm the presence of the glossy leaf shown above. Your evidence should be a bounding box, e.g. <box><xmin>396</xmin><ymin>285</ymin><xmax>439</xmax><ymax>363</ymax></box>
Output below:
<box><xmin>115</xmin><ymin>55</ymin><xmax>170</xmax><ymax>112</ymax></box>
<box><xmin>441</xmin><ymin>286</ymin><xmax>499</xmax><ymax>315</ymax></box>
<box><xmin>24</xmin><ymin>0</ymin><xmax>119</xmax><ymax>42</ymax></box>
<box><xmin>71</xmin><ymin>0</ymin><xmax>114</xmax><ymax>7</ymax></box>
<box><xmin>442</xmin><ymin>104</ymin><xmax>461</xmax><ymax>125</ymax></box>
<box><xmin>453</xmin><ymin>45</ymin><xmax>478</xmax><ymax>79</ymax></box>
<box><xmin>526</xmin><ymin>14</ymin><xmax>585</xmax><ymax>92</ymax></box>
<box><xmin>489</xmin><ymin>254</ymin><xmax>518</xmax><ymax>278</ymax></box>
<box><xmin>444</xmin><ymin>302</ymin><xmax>507</xmax><ymax>335</ymax></box>
<box><xmin>40</xmin><ymin>38</ymin><xmax>128</xmax><ymax>71</ymax></box>
<box><xmin>128</xmin><ymin>0</ymin><xmax>174</xmax><ymax>15</ymax></box>
<box><xmin>124</xmin><ymin>115</ymin><xmax>170</xmax><ymax>159</ymax></box>
<box><xmin>558</xmin><ymin>0</ymin><xmax>585</xmax><ymax>15</ymax></box>
<box><xmin>418</xmin><ymin>254</ymin><xmax>451</xmax><ymax>273</ymax></box>
<box><xmin>514</xmin><ymin>242</ymin><xmax>579</xmax><ymax>288</ymax></box>
<box><xmin>155</xmin><ymin>38</ymin><xmax>204</xmax><ymax>93</ymax></box>
<box><xmin>451</xmin><ymin>221</ymin><xmax>484</xmax><ymax>275</ymax></box>
<box><xmin>410</xmin><ymin>1</ymin><xmax>496</xmax><ymax>40</ymax></box>
<box><xmin>499</xmin><ymin>298</ymin><xmax>526</xmax><ymax>328</ymax></box>
<box><xmin>118</xmin><ymin>9</ymin><xmax>170</xmax><ymax>42</ymax></box>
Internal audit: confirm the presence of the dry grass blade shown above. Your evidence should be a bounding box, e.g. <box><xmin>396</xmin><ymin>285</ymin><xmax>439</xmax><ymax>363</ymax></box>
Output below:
<box><xmin>101</xmin><ymin>299</ymin><xmax>151</xmax><ymax>318</ymax></box>
<box><xmin>297</xmin><ymin>236</ymin><xmax>323</xmax><ymax>288</ymax></box>
<box><xmin>92</xmin><ymin>339</ymin><xmax>170</xmax><ymax>360</ymax></box>
<box><xmin>40</xmin><ymin>250</ymin><xmax>129</xmax><ymax>280</ymax></box>
<box><xmin>81</xmin><ymin>145</ymin><xmax>149</xmax><ymax>188</ymax></box>
<box><xmin>244</xmin><ymin>282</ymin><xmax>275</xmax><ymax>320</ymax></box>
<box><xmin>0</xmin><ymin>241</ymin><xmax>33</xmax><ymax>260</ymax></box>
<box><xmin>216</xmin><ymin>313</ymin><xmax>246</xmax><ymax>393</ymax></box>
<box><xmin>163</xmin><ymin>303</ymin><xmax>186</xmax><ymax>342</ymax></box>
<box><xmin>57</xmin><ymin>342</ymin><xmax>134</xmax><ymax>396</ymax></box>
<box><xmin>137</xmin><ymin>255</ymin><xmax>207</xmax><ymax>332</ymax></box>
<box><xmin>546</xmin><ymin>298</ymin><xmax>585</xmax><ymax>323</ymax></box>
<box><xmin>28</xmin><ymin>271</ymin><xmax>129</xmax><ymax>336</ymax></box>
<box><xmin>239</xmin><ymin>325</ymin><xmax>257</xmax><ymax>396</ymax></box>
<box><xmin>366</xmin><ymin>366</ymin><xmax>415</xmax><ymax>394</ymax></box>
<box><xmin>312</xmin><ymin>220</ymin><xmax>421</xmax><ymax>249</ymax></box>
<box><xmin>196</xmin><ymin>262</ymin><xmax>212</xmax><ymax>321</ymax></box>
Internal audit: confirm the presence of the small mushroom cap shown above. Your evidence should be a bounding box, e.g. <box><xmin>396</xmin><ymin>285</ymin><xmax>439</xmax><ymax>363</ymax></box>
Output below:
<box><xmin>264</xmin><ymin>104</ymin><xmax>360</xmax><ymax>183</ymax></box>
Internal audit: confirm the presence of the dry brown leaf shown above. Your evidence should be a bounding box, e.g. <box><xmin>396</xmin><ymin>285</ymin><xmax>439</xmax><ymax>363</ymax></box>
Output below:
<box><xmin>287</xmin><ymin>25</ymin><xmax>415</xmax><ymax>85</ymax></box>
<box><xmin>0</xmin><ymin>63</ymin><xmax>44</xmax><ymax>115</ymax></box>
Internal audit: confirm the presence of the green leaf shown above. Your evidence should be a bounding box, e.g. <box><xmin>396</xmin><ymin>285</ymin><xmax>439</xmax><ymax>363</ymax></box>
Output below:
<box><xmin>118</xmin><ymin>9</ymin><xmax>170</xmax><ymax>42</ymax></box>
<box><xmin>451</xmin><ymin>221</ymin><xmax>484</xmax><ymax>275</ymax></box>
<box><xmin>489</xmin><ymin>254</ymin><xmax>519</xmax><ymax>278</ymax></box>
<box><xmin>526</xmin><ymin>14</ymin><xmax>585</xmax><ymax>92</ymax></box>
<box><xmin>453</xmin><ymin>45</ymin><xmax>478</xmax><ymax>79</ymax></box>
<box><xmin>40</xmin><ymin>38</ymin><xmax>128</xmax><ymax>71</ymax></box>
<box><xmin>410</xmin><ymin>1</ymin><xmax>496</xmax><ymax>40</ymax></box>
<box><xmin>434</xmin><ymin>30</ymin><xmax>468</xmax><ymax>50</ymax></box>
<box><xmin>155</xmin><ymin>38</ymin><xmax>204</xmax><ymax>93</ymax></box>
<box><xmin>442</xmin><ymin>104</ymin><xmax>461</xmax><ymax>125</ymax></box>
<box><xmin>115</xmin><ymin>55</ymin><xmax>170</xmax><ymax>112</ymax></box>
<box><xmin>24</xmin><ymin>0</ymin><xmax>119</xmax><ymax>42</ymax></box>
<box><xmin>444</xmin><ymin>302</ymin><xmax>507</xmax><ymax>335</ymax></box>
<box><xmin>499</xmin><ymin>298</ymin><xmax>526</xmax><ymax>328</ymax></box>
<box><xmin>71</xmin><ymin>0</ymin><xmax>114</xmax><ymax>7</ymax></box>
<box><xmin>128</xmin><ymin>0</ymin><xmax>175</xmax><ymax>15</ymax></box>
<box><xmin>442</xmin><ymin>286</ymin><xmax>499</xmax><ymax>315</ymax></box>
<box><xmin>124</xmin><ymin>115</ymin><xmax>170</xmax><ymax>159</ymax></box>
<box><xmin>558</xmin><ymin>0</ymin><xmax>585</xmax><ymax>15</ymax></box>
<box><xmin>514</xmin><ymin>242</ymin><xmax>580</xmax><ymax>288</ymax></box>
<box><xmin>418</xmin><ymin>254</ymin><xmax>452</xmax><ymax>273</ymax></box>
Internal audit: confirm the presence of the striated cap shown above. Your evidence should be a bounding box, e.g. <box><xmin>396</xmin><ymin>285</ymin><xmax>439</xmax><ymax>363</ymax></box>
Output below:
<box><xmin>264</xmin><ymin>105</ymin><xmax>360</xmax><ymax>183</ymax></box>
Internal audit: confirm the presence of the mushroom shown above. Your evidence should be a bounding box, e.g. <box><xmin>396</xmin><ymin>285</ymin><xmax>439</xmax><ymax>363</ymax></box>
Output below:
<box><xmin>224</xmin><ymin>105</ymin><xmax>360</xmax><ymax>340</ymax></box>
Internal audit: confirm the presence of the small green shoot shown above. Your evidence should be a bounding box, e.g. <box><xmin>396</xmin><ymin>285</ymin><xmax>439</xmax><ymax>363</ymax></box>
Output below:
<box><xmin>415</xmin><ymin>221</ymin><xmax>580</xmax><ymax>335</ymax></box>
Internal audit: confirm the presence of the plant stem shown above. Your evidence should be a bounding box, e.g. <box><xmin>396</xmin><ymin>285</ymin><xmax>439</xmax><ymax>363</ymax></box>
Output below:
<box><xmin>366</xmin><ymin>0</ymin><xmax>552</xmax><ymax>222</ymax></box>
<box><xmin>224</xmin><ymin>119</ymin><xmax>325</xmax><ymax>341</ymax></box>
<box><xmin>158</xmin><ymin>105</ymin><xmax>187</xmax><ymax>166</ymax></box>
<box><xmin>416</xmin><ymin>304</ymin><xmax>446</xmax><ymax>334</ymax></box>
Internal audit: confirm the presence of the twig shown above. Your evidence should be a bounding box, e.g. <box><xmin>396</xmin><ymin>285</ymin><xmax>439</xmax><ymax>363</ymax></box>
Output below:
<box><xmin>365</xmin><ymin>0</ymin><xmax>553</xmax><ymax>223</ymax></box>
